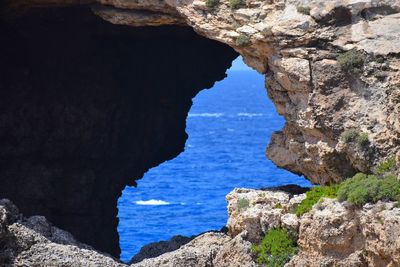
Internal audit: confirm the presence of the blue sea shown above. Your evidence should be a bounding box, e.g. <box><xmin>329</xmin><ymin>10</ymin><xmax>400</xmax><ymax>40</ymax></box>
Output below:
<box><xmin>118</xmin><ymin>57</ymin><xmax>311</xmax><ymax>262</ymax></box>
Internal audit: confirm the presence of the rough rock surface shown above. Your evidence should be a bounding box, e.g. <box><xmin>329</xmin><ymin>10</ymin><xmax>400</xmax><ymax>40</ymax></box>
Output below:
<box><xmin>129</xmin><ymin>235</ymin><xmax>194</xmax><ymax>264</ymax></box>
<box><xmin>226</xmin><ymin>188</ymin><xmax>305</xmax><ymax>242</ymax></box>
<box><xmin>6</xmin><ymin>0</ymin><xmax>400</xmax><ymax>185</ymax></box>
<box><xmin>288</xmin><ymin>198</ymin><xmax>400</xmax><ymax>267</ymax></box>
<box><xmin>130</xmin><ymin>232</ymin><xmax>255</xmax><ymax>267</ymax></box>
<box><xmin>0</xmin><ymin>199</ymin><xmax>125</xmax><ymax>267</ymax></box>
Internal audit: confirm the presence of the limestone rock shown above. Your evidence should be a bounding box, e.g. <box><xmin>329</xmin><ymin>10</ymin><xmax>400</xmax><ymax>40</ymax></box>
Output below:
<box><xmin>288</xmin><ymin>199</ymin><xmax>400</xmax><ymax>267</ymax></box>
<box><xmin>129</xmin><ymin>235</ymin><xmax>193</xmax><ymax>264</ymax></box>
<box><xmin>130</xmin><ymin>231</ymin><xmax>256</xmax><ymax>267</ymax></box>
<box><xmin>226</xmin><ymin>188</ymin><xmax>304</xmax><ymax>242</ymax></box>
<box><xmin>0</xmin><ymin>199</ymin><xmax>126</xmax><ymax>267</ymax></box>
<box><xmin>131</xmin><ymin>232</ymin><xmax>234</xmax><ymax>267</ymax></box>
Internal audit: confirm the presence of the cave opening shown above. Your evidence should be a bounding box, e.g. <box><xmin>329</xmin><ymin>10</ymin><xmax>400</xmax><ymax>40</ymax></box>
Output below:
<box><xmin>0</xmin><ymin>5</ymin><xmax>237</xmax><ymax>257</ymax></box>
<box><xmin>118</xmin><ymin>57</ymin><xmax>312</xmax><ymax>262</ymax></box>
<box><xmin>0</xmin><ymin>3</ymin><xmax>312</xmax><ymax>262</ymax></box>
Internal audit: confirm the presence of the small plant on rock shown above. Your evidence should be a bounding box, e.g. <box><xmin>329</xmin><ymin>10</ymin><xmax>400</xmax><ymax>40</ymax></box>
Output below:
<box><xmin>337</xmin><ymin>49</ymin><xmax>366</xmax><ymax>72</ymax></box>
<box><xmin>338</xmin><ymin>173</ymin><xmax>400</xmax><ymax>206</ymax></box>
<box><xmin>229</xmin><ymin>0</ymin><xmax>245</xmax><ymax>9</ymax></box>
<box><xmin>375</xmin><ymin>156</ymin><xmax>397</xmax><ymax>176</ymax></box>
<box><xmin>237</xmin><ymin>198</ymin><xmax>250</xmax><ymax>211</ymax></box>
<box><xmin>356</xmin><ymin>132</ymin><xmax>370</xmax><ymax>148</ymax></box>
<box><xmin>295</xmin><ymin>185</ymin><xmax>339</xmax><ymax>216</ymax></box>
<box><xmin>236</xmin><ymin>34</ymin><xmax>251</xmax><ymax>47</ymax></box>
<box><xmin>297</xmin><ymin>6</ymin><xmax>311</xmax><ymax>15</ymax></box>
<box><xmin>206</xmin><ymin>0</ymin><xmax>220</xmax><ymax>9</ymax></box>
<box><xmin>341</xmin><ymin>129</ymin><xmax>359</xmax><ymax>143</ymax></box>
<box><xmin>252</xmin><ymin>228</ymin><xmax>298</xmax><ymax>267</ymax></box>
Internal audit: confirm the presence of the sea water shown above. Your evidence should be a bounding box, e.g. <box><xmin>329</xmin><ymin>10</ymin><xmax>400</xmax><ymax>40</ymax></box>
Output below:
<box><xmin>118</xmin><ymin>57</ymin><xmax>311</xmax><ymax>262</ymax></box>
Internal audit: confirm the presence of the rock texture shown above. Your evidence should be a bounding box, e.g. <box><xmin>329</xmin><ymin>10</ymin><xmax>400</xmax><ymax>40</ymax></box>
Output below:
<box><xmin>226</xmin><ymin>188</ymin><xmax>305</xmax><ymax>243</ymax></box>
<box><xmin>130</xmin><ymin>235</ymin><xmax>194</xmax><ymax>264</ymax></box>
<box><xmin>288</xmin><ymin>198</ymin><xmax>400</xmax><ymax>267</ymax></box>
<box><xmin>6</xmin><ymin>0</ymin><xmax>399</xmax><ymax>184</ymax></box>
<box><xmin>0</xmin><ymin>6</ymin><xmax>237</xmax><ymax>256</ymax></box>
<box><xmin>131</xmin><ymin>232</ymin><xmax>255</xmax><ymax>267</ymax></box>
<box><xmin>0</xmin><ymin>199</ymin><xmax>125</xmax><ymax>267</ymax></box>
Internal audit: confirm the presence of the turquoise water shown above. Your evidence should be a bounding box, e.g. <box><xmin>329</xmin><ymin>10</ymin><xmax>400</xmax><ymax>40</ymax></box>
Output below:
<box><xmin>117</xmin><ymin>57</ymin><xmax>311</xmax><ymax>262</ymax></box>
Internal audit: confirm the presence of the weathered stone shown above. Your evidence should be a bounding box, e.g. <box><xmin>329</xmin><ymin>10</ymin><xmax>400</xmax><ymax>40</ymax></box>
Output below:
<box><xmin>288</xmin><ymin>199</ymin><xmax>400</xmax><ymax>267</ymax></box>
<box><xmin>0</xmin><ymin>199</ymin><xmax>125</xmax><ymax>267</ymax></box>
<box><xmin>130</xmin><ymin>235</ymin><xmax>193</xmax><ymax>264</ymax></box>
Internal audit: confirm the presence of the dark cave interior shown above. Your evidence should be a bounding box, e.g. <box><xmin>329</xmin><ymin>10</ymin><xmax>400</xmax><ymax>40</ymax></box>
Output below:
<box><xmin>0</xmin><ymin>5</ymin><xmax>237</xmax><ymax>256</ymax></box>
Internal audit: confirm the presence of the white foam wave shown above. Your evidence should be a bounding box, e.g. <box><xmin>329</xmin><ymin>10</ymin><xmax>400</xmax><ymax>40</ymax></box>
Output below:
<box><xmin>135</xmin><ymin>200</ymin><xmax>170</xmax><ymax>206</ymax></box>
<box><xmin>188</xmin><ymin>113</ymin><xmax>223</xmax><ymax>118</ymax></box>
<box><xmin>237</xmin><ymin>113</ymin><xmax>264</xmax><ymax>117</ymax></box>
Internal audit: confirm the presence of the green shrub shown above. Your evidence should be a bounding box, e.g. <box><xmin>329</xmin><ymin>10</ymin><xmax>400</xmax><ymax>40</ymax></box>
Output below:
<box><xmin>274</xmin><ymin>203</ymin><xmax>283</xmax><ymax>209</ymax></box>
<box><xmin>338</xmin><ymin>173</ymin><xmax>379</xmax><ymax>206</ymax></box>
<box><xmin>375</xmin><ymin>156</ymin><xmax>396</xmax><ymax>176</ymax></box>
<box><xmin>297</xmin><ymin>6</ymin><xmax>311</xmax><ymax>15</ymax></box>
<box><xmin>338</xmin><ymin>173</ymin><xmax>400</xmax><ymax>206</ymax></box>
<box><xmin>229</xmin><ymin>0</ymin><xmax>245</xmax><ymax>9</ymax></box>
<box><xmin>341</xmin><ymin>129</ymin><xmax>359</xmax><ymax>143</ymax></box>
<box><xmin>356</xmin><ymin>132</ymin><xmax>369</xmax><ymax>147</ymax></box>
<box><xmin>206</xmin><ymin>0</ymin><xmax>220</xmax><ymax>9</ymax></box>
<box><xmin>375</xmin><ymin>175</ymin><xmax>400</xmax><ymax>201</ymax></box>
<box><xmin>337</xmin><ymin>49</ymin><xmax>366</xmax><ymax>72</ymax></box>
<box><xmin>236</xmin><ymin>34</ymin><xmax>250</xmax><ymax>47</ymax></box>
<box><xmin>252</xmin><ymin>228</ymin><xmax>297</xmax><ymax>267</ymax></box>
<box><xmin>237</xmin><ymin>198</ymin><xmax>250</xmax><ymax>210</ymax></box>
<box><xmin>295</xmin><ymin>185</ymin><xmax>339</xmax><ymax>216</ymax></box>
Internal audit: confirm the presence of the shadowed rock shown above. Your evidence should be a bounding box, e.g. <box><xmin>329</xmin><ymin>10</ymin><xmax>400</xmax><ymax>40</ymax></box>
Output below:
<box><xmin>0</xmin><ymin>6</ymin><xmax>237</xmax><ymax>256</ymax></box>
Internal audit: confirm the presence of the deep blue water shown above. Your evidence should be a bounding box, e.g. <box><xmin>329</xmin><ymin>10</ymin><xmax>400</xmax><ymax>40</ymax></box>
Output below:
<box><xmin>118</xmin><ymin>57</ymin><xmax>311</xmax><ymax>262</ymax></box>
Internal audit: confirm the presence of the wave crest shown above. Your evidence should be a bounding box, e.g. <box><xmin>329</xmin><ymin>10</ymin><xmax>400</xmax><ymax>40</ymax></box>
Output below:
<box><xmin>188</xmin><ymin>113</ymin><xmax>223</xmax><ymax>118</ymax></box>
<box><xmin>135</xmin><ymin>200</ymin><xmax>170</xmax><ymax>206</ymax></box>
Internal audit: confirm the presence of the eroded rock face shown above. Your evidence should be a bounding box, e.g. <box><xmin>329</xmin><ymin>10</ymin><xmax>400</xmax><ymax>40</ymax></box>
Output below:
<box><xmin>0</xmin><ymin>199</ymin><xmax>125</xmax><ymax>267</ymax></box>
<box><xmin>0</xmin><ymin>6</ymin><xmax>237</xmax><ymax>256</ymax></box>
<box><xmin>226</xmin><ymin>188</ymin><xmax>305</xmax><ymax>243</ymax></box>
<box><xmin>8</xmin><ymin>0</ymin><xmax>399</xmax><ymax>184</ymax></box>
<box><xmin>288</xmin><ymin>199</ymin><xmax>400</xmax><ymax>267</ymax></box>
<box><xmin>130</xmin><ymin>232</ymin><xmax>256</xmax><ymax>267</ymax></box>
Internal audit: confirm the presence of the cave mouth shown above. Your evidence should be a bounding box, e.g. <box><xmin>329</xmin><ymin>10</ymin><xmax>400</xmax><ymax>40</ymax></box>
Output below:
<box><xmin>118</xmin><ymin>57</ymin><xmax>312</xmax><ymax>262</ymax></box>
<box><xmin>0</xmin><ymin>5</ymin><xmax>238</xmax><ymax>257</ymax></box>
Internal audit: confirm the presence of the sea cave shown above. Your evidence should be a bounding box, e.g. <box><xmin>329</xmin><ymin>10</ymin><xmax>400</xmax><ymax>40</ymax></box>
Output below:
<box><xmin>1</xmin><ymin>1</ymin><xmax>400</xmax><ymax>266</ymax></box>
